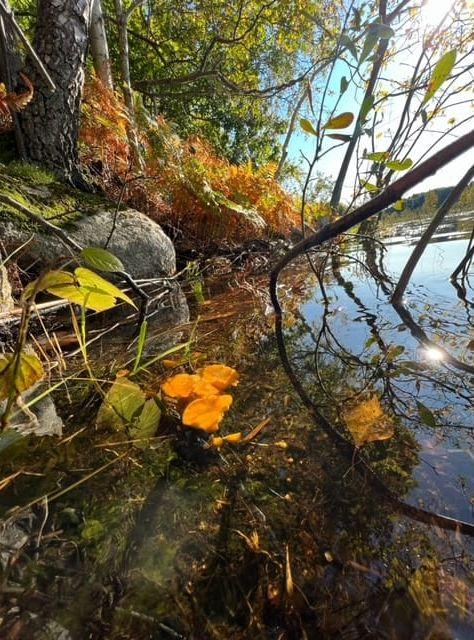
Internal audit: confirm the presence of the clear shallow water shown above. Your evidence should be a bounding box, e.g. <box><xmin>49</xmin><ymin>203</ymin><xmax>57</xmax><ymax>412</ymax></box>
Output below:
<box><xmin>0</xmin><ymin>209</ymin><xmax>473</xmax><ymax>639</ymax></box>
<box><xmin>279</xmin><ymin>210</ymin><xmax>473</xmax><ymax>524</ymax></box>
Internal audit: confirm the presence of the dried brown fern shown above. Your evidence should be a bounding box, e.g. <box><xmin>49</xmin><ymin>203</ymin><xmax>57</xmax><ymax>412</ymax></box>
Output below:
<box><xmin>0</xmin><ymin>73</ymin><xmax>34</xmax><ymax>132</ymax></box>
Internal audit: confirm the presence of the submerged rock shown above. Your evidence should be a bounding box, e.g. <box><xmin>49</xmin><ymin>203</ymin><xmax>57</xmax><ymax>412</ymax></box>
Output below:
<box><xmin>0</xmin><ymin>384</ymin><xmax>63</xmax><ymax>437</ymax></box>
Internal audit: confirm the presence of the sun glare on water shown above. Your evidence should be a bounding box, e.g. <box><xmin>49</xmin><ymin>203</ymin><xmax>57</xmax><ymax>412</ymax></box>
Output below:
<box><xmin>423</xmin><ymin>346</ymin><xmax>445</xmax><ymax>362</ymax></box>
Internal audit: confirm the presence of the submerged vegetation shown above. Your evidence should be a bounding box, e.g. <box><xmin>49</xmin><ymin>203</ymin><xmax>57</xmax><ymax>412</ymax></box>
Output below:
<box><xmin>0</xmin><ymin>0</ymin><xmax>473</xmax><ymax>637</ymax></box>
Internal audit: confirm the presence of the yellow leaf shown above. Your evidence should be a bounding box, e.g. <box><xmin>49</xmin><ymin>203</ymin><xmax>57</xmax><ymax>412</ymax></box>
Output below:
<box><xmin>182</xmin><ymin>395</ymin><xmax>233</xmax><ymax>432</ymax></box>
<box><xmin>323</xmin><ymin>112</ymin><xmax>354</xmax><ymax>130</ymax></box>
<box><xmin>342</xmin><ymin>396</ymin><xmax>394</xmax><ymax>447</ymax></box>
<box><xmin>37</xmin><ymin>269</ymin><xmax>135</xmax><ymax>312</ymax></box>
<box><xmin>0</xmin><ymin>352</ymin><xmax>44</xmax><ymax>401</ymax></box>
<box><xmin>75</xmin><ymin>268</ymin><xmax>136</xmax><ymax>308</ymax></box>
<box><xmin>199</xmin><ymin>364</ymin><xmax>239</xmax><ymax>391</ymax></box>
<box><xmin>300</xmin><ymin>118</ymin><xmax>318</xmax><ymax>136</ymax></box>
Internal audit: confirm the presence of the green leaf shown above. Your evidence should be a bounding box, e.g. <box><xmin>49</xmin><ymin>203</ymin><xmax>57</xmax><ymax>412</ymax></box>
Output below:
<box><xmin>96</xmin><ymin>376</ymin><xmax>145</xmax><ymax>431</ymax></box>
<box><xmin>367</xmin><ymin>151</ymin><xmax>390</xmax><ymax>162</ymax></box>
<box><xmin>417</xmin><ymin>401</ymin><xmax>437</xmax><ymax>427</ymax></box>
<box><xmin>96</xmin><ymin>375</ymin><xmax>161</xmax><ymax>445</ymax></box>
<box><xmin>393</xmin><ymin>199</ymin><xmax>406</xmax><ymax>211</ymax></box>
<box><xmin>364</xmin><ymin>336</ymin><xmax>377</xmax><ymax>349</ymax></box>
<box><xmin>0</xmin><ymin>352</ymin><xmax>44</xmax><ymax>401</ymax></box>
<box><xmin>386</xmin><ymin>158</ymin><xmax>413</xmax><ymax>171</ymax></box>
<box><xmin>340</xmin><ymin>76</ymin><xmax>349</xmax><ymax>94</ymax></box>
<box><xmin>423</xmin><ymin>50</ymin><xmax>457</xmax><ymax>104</ymax></box>
<box><xmin>359</xmin><ymin>33</ymin><xmax>378</xmax><ymax>64</ymax></box>
<box><xmin>340</xmin><ymin>34</ymin><xmax>357</xmax><ymax>61</ymax></box>
<box><xmin>300</xmin><ymin>118</ymin><xmax>318</xmax><ymax>136</ymax></box>
<box><xmin>363</xmin><ymin>182</ymin><xmax>379</xmax><ymax>193</ymax></box>
<box><xmin>360</xmin><ymin>95</ymin><xmax>375</xmax><ymax>122</ymax></box>
<box><xmin>81</xmin><ymin>247</ymin><xmax>124</xmax><ymax>273</ymax></box>
<box><xmin>369</xmin><ymin>23</ymin><xmax>395</xmax><ymax>40</ymax></box>
<box><xmin>133</xmin><ymin>320</ymin><xmax>148</xmax><ymax>374</ymax></box>
<box><xmin>327</xmin><ymin>133</ymin><xmax>352</xmax><ymax>142</ymax></box>
<box><xmin>129</xmin><ymin>398</ymin><xmax>161</xmax><ymax>446</ymax></box>
<box><xmin>323</xmin><ymin>112</ymin><xmax>354</xmax><ymax>130</ymax></box>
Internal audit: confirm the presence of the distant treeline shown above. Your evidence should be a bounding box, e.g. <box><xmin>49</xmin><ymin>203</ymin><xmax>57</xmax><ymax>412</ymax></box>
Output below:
<box><xmin>387</xmin><ymin>181</ymin><xmax>474</xmax><ymax>216</ymax></box>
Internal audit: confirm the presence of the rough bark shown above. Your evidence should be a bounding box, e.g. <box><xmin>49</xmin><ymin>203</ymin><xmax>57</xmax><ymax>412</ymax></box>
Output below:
<box><xmin>19</xmin><ymin>0</ymin><xmax>93</xmax><ymax>186</ymax></box>
<box><xmin>90</xmin><ymin>0</ymin><xmax>113</xmax><ymax>89</ymax></box>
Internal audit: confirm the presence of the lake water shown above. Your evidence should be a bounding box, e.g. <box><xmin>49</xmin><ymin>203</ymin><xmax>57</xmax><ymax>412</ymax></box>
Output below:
<box><xmin>0</xmin><ymin>209</ymin><xmax>472</xmax><ymax>639</ymax></box>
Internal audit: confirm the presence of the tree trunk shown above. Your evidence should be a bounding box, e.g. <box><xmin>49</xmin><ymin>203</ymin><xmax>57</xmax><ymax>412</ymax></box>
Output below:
<box><xmin>19</xmin><ymin>0</ymin><xmax>93</xmax><ymax>186</ymax></box>
<box><xmin>114</xmin><ymin>0</ymin><xmax>143</xmax><ymax>169</ymax></box>
<box><xmin>90</xmin><ymin>0</ymin><xmax>113</xmax><ymax>89</ymax></box>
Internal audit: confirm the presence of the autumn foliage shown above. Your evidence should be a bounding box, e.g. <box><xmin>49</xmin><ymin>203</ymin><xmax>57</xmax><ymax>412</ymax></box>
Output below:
<box><xmin>80</xmin><ymin>78</ymin><xmax>299</xmax><ymax>249</ymax></box>
<box><xmin>0</xmin><ymin>74</ymin><xmax>34</xmax><ymax>133</ymax></box>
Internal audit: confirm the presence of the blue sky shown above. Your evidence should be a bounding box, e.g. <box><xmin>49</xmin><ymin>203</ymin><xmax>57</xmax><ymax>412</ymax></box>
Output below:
<box><xmin>284</xmin><ymin>0</ymin><xmax>474</xmax><ymax>201</ymax></box>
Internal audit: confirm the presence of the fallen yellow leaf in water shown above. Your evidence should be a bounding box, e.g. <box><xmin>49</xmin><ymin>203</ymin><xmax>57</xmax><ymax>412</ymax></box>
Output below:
<box><xmin>182</xmin><ymin>394</ymin><xmax>233</xmax><ymax>432</ymax></box>
<box><xmin>342</xmin><ymin>396</ymin><xmax>394</xmax><ymax>447</ymax></box>
<box><xmin>199</xmin><ymin>364</ymin><xmax>239</xmax><ymax>391</ymax></box>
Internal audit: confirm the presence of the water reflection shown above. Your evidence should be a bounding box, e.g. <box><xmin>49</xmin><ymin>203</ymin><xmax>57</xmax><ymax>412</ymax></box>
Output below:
<box><xmin>277</xmin><ymin>210</ymin><xmax>473</xmax><ymax>527</ymax></box>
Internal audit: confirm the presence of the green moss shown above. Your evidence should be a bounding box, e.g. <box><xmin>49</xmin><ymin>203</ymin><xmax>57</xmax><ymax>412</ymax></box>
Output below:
<box><xmin>0</xmin><ymin>163</ymin><xmax>115</xmax><ymax>231</ymax></box>
<box><xmin>3</xmin><ymin>161</ymin><xmax>58</xmax><ymax>185</ymax></box>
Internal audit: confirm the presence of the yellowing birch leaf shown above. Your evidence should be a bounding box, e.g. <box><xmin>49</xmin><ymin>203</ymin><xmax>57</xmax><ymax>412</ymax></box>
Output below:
<box><xmin>342</xmin><ymin>396</ymin><xmax>394</xmax><ymax>447</ymax></box>
<box><xmin>0</xmin><ymin>352</ymin><xmax>44</xmax><ymax>400</ymax></box>
<box><xmin>75</xmin><ymin>268</ymin><xmax>136</xmax><ymax>308</ymax></box>
<box><xmin>323</xmin><ymin>112</ymin><xmax>354</xmax><ymax>130</ymax></box>
<box><xmin>300</xmin><ymin>118</ymin><xmax>318</xmax><ymax>136</ymax></box>
<box><xmin>423</xmin><ymin>50</ymin><xmax>457</xmax><ymax>104</ymax></box>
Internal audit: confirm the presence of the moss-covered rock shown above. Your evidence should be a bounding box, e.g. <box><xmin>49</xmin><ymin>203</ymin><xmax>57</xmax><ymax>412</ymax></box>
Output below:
<box><xmin>0</xmin><ymin>162</ymin><xmax>176</xmax><ymax>278</ymax></box>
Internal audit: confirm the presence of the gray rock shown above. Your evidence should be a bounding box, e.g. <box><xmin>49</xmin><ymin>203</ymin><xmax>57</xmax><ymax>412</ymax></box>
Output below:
<box><xmin>0</xmin><ymin>265</ymin><xmax>13</xmax><ymax>314</ymax></box>
<box><xmin>1</xmin><ymin>208</ymin><xmax>176</xmax><ymax>279</ymax></box>
<box><xmin>0</xmin><ymin>519</ymin><xmax>29</xmax><ymax>570</ymax></box>
<box><xmin>0</xmin><ymin>384</ymin><xmax>63</xmax><ymax>437</ymax></box>
<box><xmin>34</xmin><ymin>620</ymin><xmax>73</xmax><ymax>640</ymax></box>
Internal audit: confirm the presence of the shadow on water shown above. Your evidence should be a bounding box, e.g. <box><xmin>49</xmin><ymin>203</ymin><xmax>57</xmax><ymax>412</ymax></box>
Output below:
<box><xmin>0</xmin><ymin>211</ymin><xmax>472</xmax><ymax>639</ymax></box>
